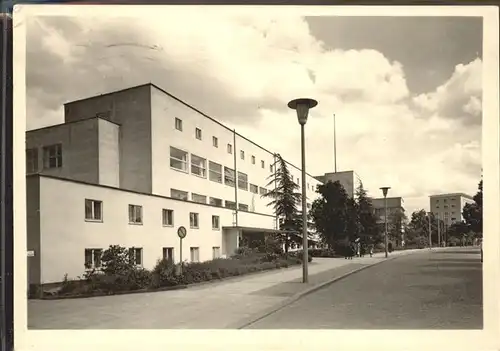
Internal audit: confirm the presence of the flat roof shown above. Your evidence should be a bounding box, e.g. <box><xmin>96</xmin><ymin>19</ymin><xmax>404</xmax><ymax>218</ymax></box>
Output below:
<box><xmin>26</xmin><ymin>116</ymin><xmax>120</xmax><ymax>134</ymax></box>
<box><xmin>429</xmin><ymin>193</ymin><xmax>473</xmax><ymax>200</ymax></box>
<box><xmin>63</xmin><ymin>82</ymin><xmax>322</xmax><ymax>181</ymax></box>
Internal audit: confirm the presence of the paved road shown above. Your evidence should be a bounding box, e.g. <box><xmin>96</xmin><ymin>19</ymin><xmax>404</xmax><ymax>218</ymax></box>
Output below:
<box><xmin>245</xmin><ymin>247</ymin><xmax>483</xmax><ymax>329</ymax></box>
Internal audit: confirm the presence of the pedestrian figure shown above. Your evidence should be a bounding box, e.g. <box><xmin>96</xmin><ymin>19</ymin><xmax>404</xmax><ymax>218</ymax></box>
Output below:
<box><xmin>369</xmin><ymin>244</ymin><xmax>374</xmax><ymax>257</ymax></box>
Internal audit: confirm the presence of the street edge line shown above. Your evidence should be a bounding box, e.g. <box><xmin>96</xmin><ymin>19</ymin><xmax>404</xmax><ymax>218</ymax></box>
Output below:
<box><xmin>230</xmin><ymin>255</ymin><xmax>400</xmax><ymax>329</ymax></box>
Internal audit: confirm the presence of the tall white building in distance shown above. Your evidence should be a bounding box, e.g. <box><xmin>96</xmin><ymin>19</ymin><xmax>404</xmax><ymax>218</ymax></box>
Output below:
<box><xmin>25</xmin><ymin>83</ymin><xmax>325</xmax><ymax>286</ymax></box>
<box><xmin>429</xmin><ymin>193</ymin><xmax>475</xmax><ymax>226</ymax></box>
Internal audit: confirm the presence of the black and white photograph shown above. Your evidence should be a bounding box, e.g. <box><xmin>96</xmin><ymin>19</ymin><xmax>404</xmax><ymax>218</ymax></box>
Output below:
<box><xmin>12</xmin><ymin>4</ymin><xmax>499</xmax><ymax>351</ymax></box>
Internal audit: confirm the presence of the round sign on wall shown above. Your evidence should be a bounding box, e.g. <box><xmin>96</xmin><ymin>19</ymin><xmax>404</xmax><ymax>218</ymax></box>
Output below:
<box><xmin>177</xmin><ymin>226</ymin><xmax>187</xmax><ymax>239</ymax></box>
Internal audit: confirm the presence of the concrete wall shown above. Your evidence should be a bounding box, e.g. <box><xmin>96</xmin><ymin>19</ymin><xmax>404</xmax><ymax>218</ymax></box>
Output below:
<box><xmin>64</xmin><ymin>85</ymin><xmax>153</xmax><ymax>194</ymax></box>
<box><xmin>34</xmin><ymin>175</ymin><xmax>275</xmax><ymax>284</ymax></box>
<box><xmin>430</xmin><ymin>194</ymin><xmax>474</xmax><ymax>226</ymax></box>
<box><xmin>26</xmin><ymin>176</ymin><xmax>41</xmax><ymax>286</ymax></box>
<box><xmin>319</xmin><ymin>171</ymin><xmax>355</xmax><ymax>198</ymax></box>
<box><xmin>26</xmin><ymin>118</ymin><xmax>100</xmax><ymax>184</ymax></box>
<box><xmin>98</xmin><ymin>118</ymin><xmax>120</xmax><ymax>187</ymax></box>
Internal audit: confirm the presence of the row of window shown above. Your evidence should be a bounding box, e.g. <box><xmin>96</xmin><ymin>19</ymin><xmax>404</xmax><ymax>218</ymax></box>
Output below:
<box><xmin>435</xmin><ymin>204</ymin><xmax>456</xmax><ymax>209</ymax></box>
<box><xmin>85</xmin><ymin>199</ymin><xmax>222</xmax><ymax>230</ymax></box>
<box><xmin>26</xmin><ymin>143</ymin><xmax>63</xmax><ymax>173</ymax></box>
<box><xmin>84</xmin><ymin>245</ymin><xmax>221</xmax><ymax>269</ymax></box>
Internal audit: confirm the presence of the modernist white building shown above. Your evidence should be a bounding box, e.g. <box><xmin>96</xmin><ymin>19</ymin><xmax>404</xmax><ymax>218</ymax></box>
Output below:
<box><xmin>26</xmin><ymin>83</ymin><xmax>324</xmax><ymax>285</ymax></box>
<box><xmin>429</xmin><ymin>193</ymin><xmax>475</xmax><ymax>227</ymax></box>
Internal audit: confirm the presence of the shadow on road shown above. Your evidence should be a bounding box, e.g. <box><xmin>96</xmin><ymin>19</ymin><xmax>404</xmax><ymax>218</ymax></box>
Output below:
<box><xmin>434</xmin><ymin>250</ymin><xmax>480</xmax><ymax>255</ymax></box>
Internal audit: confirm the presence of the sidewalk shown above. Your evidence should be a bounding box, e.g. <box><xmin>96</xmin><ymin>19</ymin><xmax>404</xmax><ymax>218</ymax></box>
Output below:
<box><xmin>28</xmin><ymin>248</ymin><xmax>431</xmax><ymax>329</ymax></box>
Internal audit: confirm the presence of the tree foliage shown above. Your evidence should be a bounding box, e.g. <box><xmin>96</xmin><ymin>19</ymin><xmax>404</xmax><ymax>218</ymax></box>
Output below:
<box><xmin>355</xmin><ymin>182</ymin><xmax>380</xmax><ymax>243</ymax></box>
<box><xmin>463</xmin><ymin>180</ymin><xmax>483</xmax><ymax>235</ymax></box>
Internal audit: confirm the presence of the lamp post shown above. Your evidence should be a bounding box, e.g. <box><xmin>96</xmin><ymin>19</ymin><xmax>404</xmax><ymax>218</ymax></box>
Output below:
<box><xmin>427</xmin><ymin>212</ymin><xmax>432</xmax><ymax>249</ymax></box>
<box><xmin>380</xmin><ymin>187</ymin><xmax>391</xmax><ymax>258</ymax></box>
<box><xmin>288</xmin><ymin>97</ymin><xmax>318</xmax><ymax>284</ymax></box>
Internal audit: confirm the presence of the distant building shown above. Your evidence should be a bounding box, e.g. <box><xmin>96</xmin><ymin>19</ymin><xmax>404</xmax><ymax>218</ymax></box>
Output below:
<box><xmin>371</xmin><ymin>196</ymin><xmax>406</xmax><ymax>246</ymax></box>
<box><xmin>314</xmin><ymin>170</ymin><xmax>358</xmax><ymax>198</ymax></box>
<box><xmin>429</xmin><ymin>193</ymin><xmax>474</xmax><ymax>227</ymax></box>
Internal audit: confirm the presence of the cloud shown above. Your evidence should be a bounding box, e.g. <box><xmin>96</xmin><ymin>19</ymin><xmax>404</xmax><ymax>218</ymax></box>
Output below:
<box><xmin>24</xmin><ymin>13</ymin><xmax>482</xmax><ymax>214</ymax></box>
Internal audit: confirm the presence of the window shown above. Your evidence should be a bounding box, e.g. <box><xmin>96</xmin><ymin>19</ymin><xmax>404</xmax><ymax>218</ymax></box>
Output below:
<box><xmin>128</xmin><ymin>205</ymin><xmax>143</xmax><ymax>224</ymax></box>
<box><xmin>175</xmin><ymin>117</ymin><xmax>183</xmax><ymax>131</ymax></box>
<box><xmin>26</xmin><ymin>148</ymin><xmax>38</xmax><ymax>174</ymax></box>
<box><xmin>451</xmin><ymin>217</ymin><xmax>457</xmax><ymax>221</ymax></box>
<box><xmin>444</xmin><ymin>205</ymin><xmax>448</xmax><ymax>208</ymax></box>
<box><xmin>195</xmin><ymin>128</ymin><xmax>202</xmax><ymax>140</ymax></box>
<box><xmin>436</xmin><ymin>206</ymin><xmax>440</xmax><ymax>209</ymax></box>
<box><xmin>212</xmin><ymin>246</ymin><xmax>221</xmax><ymax>259</ymax></box>
<box><xmin>213</xmin><ymin>136</ymin><xmax>218</xmax><ymax>148</ymax></box>
<box><xmin>212</xmin><ymin>215</ymin><xmax>220</xmax><ymax>230</ymax></box>
<box><xmin>307</xmin><ymin>182</ymin><xmax>310</xmax><ymax>189</ymax></box>
<box><xmin>227</xmin><ymin>144</ymin><xmax>233</xmax><ymax>154</ymax></box>
<box><xmin>85</xmin><ymin>199</ymin><xmax>103</xmax><ymax>221</ymax></box>
<box><xmin>296</xmin><ymin>177</ymin><xmax>299</xmax><ymax>184</ymax></box>
<box><xmin>170</xmin><ymin>147</ymin><xmax>188</xmax><ymax>172</ymax></box>
<box><xmin>250</xmin><ymin>184</ymin><xmax>258</xmax><ymax>194</ymax></box>
<box><xmin>191</xmin><ymin>154</ymin><xmax>207</xmax><ymax>178</ymax></box>
<box><xmin>237</xmin><ymin>171</ymin><xmax>248</xmax><ymax>190</ymax></box>
<box><xmin>261</xmin><ymin>160</ymin><xmax>265</xmax><ymax>168</ymax></box>
<box><xmin>224</xmin><ymin>167</ymin><xmax>235</xmax><ymax>187</ymax></box>
<box><xmin>162</xmin><ymin>209</ymin><xmax>174</xmax><ymax>226</ymax></box>
<box><xmin>43</xmin><ymin>143</ymin><xmax>62</xmax><ymax>169</ymax></box>
<box><xmin>259</xmin><ymin>187</ymin><xmax>267</xmax><ymax>195</ymax></box>
<box><xmin>240</xmin><ymin>150</ymin><xmax>245</xmax><ymax>160</ymax></box>
<box><xmin>270</xmin><ymin>165</ymin><xmax>273</xmax><ymax>173</ymax></box>
<box><xmin>251</xmin><ymin>155</ymin><xmax>256</xmax><ymax>164</ymax></box>
<box><xmin>451</xmin><ymin>204</ymin><xmax>455</xmax><ymax>208</ymax></box>
<box><xmin>238</xmin><ymin>203</ymin><xmax>249</xmax><ymax>211</ymax></box>
<box><xmin>209</xmin><ymin>197</ymin><xmax>223</xmax><ymax>207</ymax></box>
<box><xmin>84</xmin><ymin>248</ymin><xmax>102</xmax><ymax>269</ymax></box>
<box><xmin>444</xmin><ymin>199</ymin><xmax>447</xmax><ymax>202</ymax></box>
<box><xmin>171</xmin><ymin>188</ymin><xmax>188</xmax><ymax>200</ymax></box>
<box><xmin>162</xmin><ymin>247</ymin><xmax>174</xmax><ymax>264</ymax></box>
<box><xmin>190</xmin><ymin>247</ymin><xmax>200</xmax><ymax>262</ymax></box>
<box><xmin>225</xmin><ymin>200</ymin><xmax>236</xmax><ymax>209</ymax></box>
<box><xmin>192</xmin><ymin>193</ymin><xmax>207</xmax><ymax>204</ymax></box>
<box><xmin>209</xmin><ymin>161</ymin><xmax>223</xmax><ymax>183</ymax></box>
<box><xmin>189</xmin><ymin>212</ymin><xmax>199</xmax><ymax>228</ymax></box>
<box><xmin>129</xmin><ymin>247</ymin><xmax>143</xmax><ymax>266</ymax></box>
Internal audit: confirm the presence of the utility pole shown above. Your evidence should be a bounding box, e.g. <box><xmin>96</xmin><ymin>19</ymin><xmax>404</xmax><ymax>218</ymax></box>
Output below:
<box><xmin>428</xmin><ymin>212</ymin><xmax>432</xmax><ymax>249</ymax></box>
<box><xmin>333</xmin><ymin>113</ymin><xmax>337</xmax><ymax>173</ymax></box>
<box><xmin>437</xmin><ymin>212</ymin><xmax>441</xmax><ymax>247</ymax></box>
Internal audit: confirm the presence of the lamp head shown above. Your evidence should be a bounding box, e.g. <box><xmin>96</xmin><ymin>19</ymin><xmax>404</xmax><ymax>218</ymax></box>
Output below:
<box><xmin>288</xmin><ymin>98</ymin><xmax>318</xmax><ymax>125</ymax></box>
<box><xmin>380</xmin><ymin>186</ymin><xmax>391</xmax><ymax>197</ymax></box>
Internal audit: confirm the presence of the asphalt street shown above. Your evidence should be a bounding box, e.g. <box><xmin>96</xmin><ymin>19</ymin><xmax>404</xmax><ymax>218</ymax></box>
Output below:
<box><xmin>245</xmin><ymin>247</ymin><xmax>483</xmax><ymax>329</ymax></box>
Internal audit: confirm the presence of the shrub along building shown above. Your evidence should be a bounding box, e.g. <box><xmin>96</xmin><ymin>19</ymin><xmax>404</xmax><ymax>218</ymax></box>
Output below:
<box><xmin>26</xmin><ymin>83</ymin><xmax>327</xmax><ymax>286</ymax></box>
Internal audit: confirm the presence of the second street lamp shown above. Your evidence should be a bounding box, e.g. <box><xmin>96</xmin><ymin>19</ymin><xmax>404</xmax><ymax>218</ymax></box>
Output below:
<box><xmin>380</xmin><ymin>186</ymin><xmax>391</xmax><ymax>258</ymax></box>
<box><xmin>288</xmin><ymin>97</ymin><xmax>318</xmax><ymax>284</ymax></box>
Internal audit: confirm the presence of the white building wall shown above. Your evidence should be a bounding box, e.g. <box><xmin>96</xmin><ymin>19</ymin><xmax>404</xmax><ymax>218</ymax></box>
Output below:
<box><xmin>430</xmin><ymin>194</ymin><xmax>474</xmax><ymax>226</ymax></box>
<box><xmin>37</xmin><ymin>176</ymin><xmax>275</xmax><ymax>284</ymax></box>
<box><xmin>98</xmin><ymin>118</ymin><xmax>120</xmax><ymax>187</ymax></box>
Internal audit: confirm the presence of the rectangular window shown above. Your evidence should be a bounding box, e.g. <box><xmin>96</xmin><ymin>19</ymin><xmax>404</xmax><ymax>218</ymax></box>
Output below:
<box><xmin>296</xmin><ymin>177</ymin><xmax>299</xmax><ymax>184</ymax></box>
<box><xmin>270</xmin><ymin>165</ymin><xmax>273</xmax><ymax>173</ymax></box>
<box><xmin>192</xmin><ymin>193</ymin><xmax>207</xmax><ymax>204</ymax></box>
<box><xmin>227</xmin><ymin>144</ymin><xmax>233</xmax><ymax>154</ymax></box>
<box><xmin>238</xmin><ymin>203</ymin><xmax>249</xmax><ymax>211</ymax></box>
<box><xmin>85</xmin><ymin>199</ymin><xmax>103</xmax><ymax>221</ymax></box>
<box><xmin>209</xmin><ymin>197</ymin><xmax>223</xmax><ymax>207</ymax></box>
<box><xmin>195</xmin><ymin>128</ymin><xmax>202</xmax><ymax>140</ymax></box>
<box><xmin>261</xmin><ymin>160</ymin><xmax>265</xmax><ymax>169</ymax></box>
<box><xmin>191</xmin><ymin>154</ymin><xmax>207</xmax><ymax>178</ymax></box>
<box><xmin>251</xmin><ymin>155</ymin><xmax>256</xmax><ymax>164</ymax></box>
<box><xmin>26</xmin><ymin>148</ymin><xmax>38</xmax><ymax>174</ymax></box>
<box><xmin>209</xmin><ymin>161</ymin><xmax>223</xmax><ymax>183</ymax></box>
<box><xmin>259</xmin><ymin>187</ymin><xmax>267</xmax><ymax>195</ymax></box>
<box><xmin>84</xmin><ymin>248</ymin><xmax>102</xmax><ymax>269</ymax></box>
<box><xmin>162</xmin><ymin>247</ymin><xmax>174</xmax><ymax>264</ymax></box>
<box><xmin>128</xmin><ymin>205</ymin><xmax>143</xmax><ymax>224</ymax></box>
<box><xmin>250</xmin><ymin>184</ymin><xmax>258</xmax><ymax>194</ymax></box>
<box><xmin>170</xmin><ymin>147</ymin><xmax>188</xmax><ymax>172</ymax></box>
<box><xmin>212</xmin><ymin>215</ymin><xmax>220</xmax><ymax>230</ymax></box>
<box><xmin>171</xmin><ymin>188</ymin><xmax>188</xmax><ymax>201</ymax></box>
<box><xmin>224</xmin><ymin>167</ymin><xmax>235</xmax><ymax>187</ymax></box>
<box><xmin>175</xmin><ymin>117</ymin><xmax>183</xmax><ymax>131</ymax></box>
<box><xmin>237</xmin><ymin>172</ymin><xmax>248</xmax><ymax>190</ymax></box>
<box><xmin>189</xmin><ymin>212</ymin><xmax>199</xmax><ymax>228</ymax></box>
<box><xmin>225</xmin><ymin>200</ymin><xmax>236</xmax><ymax>210</ymax></box>
<box><xmin>212</xmin><ymin>136</ymin><xmax>218</xmax><ymax>148</ymax></box>
<box><xmin>128</xmin><ymin>247</ymin><xmax>143</xmax><ymax>266</ymax></box>
<box><xmin>212</xmin><ymin>246</ymin><xmax>221</xmax><ymax>259</ymax></box>
<box><xmin>162</xmin><ymin>209</ymin><xmax>174</xmax><ymax>226</ymax></box>
<box><xmin>240</xmin><ymin>150</ymin><xmax>245</xmax><ymax>160</ymax></box>
<box><xmin>190</xmin><ymin>247</ymin><xmax>200</xmax><ymax>262</ymax></box>
<box><xmin>42</xmin><ymin>143</ymin><xmax>63</xmax><ymax>169</ymax></box>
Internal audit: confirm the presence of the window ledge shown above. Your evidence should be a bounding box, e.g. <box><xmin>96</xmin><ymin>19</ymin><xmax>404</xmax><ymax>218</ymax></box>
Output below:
<box><xmin>190</xmin><ymin>226</ymin><xmax>199</xmax><ymax>229</ymax></box>
<box><xmin>192</xmin><ymin>173</ymin><xmax>207</xmax><ymax>179</ymax></box>
<box><xmin>85</xmin><ymin>219</ymin><xmax>103</xmax><ymax>223</ymax></box>
<box><xmin>128</xmin><ymin>222</ymin><xmax>144</xmax><ymax>226</ymax></box>
<box><xmin>170</xmin><ymin>166</ymin><xmax>189</xmax><ymax>174</ymax></box>
<box><xmin>163</xmin><ymin>224</ymin><xmax>174</xmax><ymax>228</ymax></box>
<box><xmin>212</xmin><ymin>227</ymin><xmax>220</xmax><ymax>231</ymax></box>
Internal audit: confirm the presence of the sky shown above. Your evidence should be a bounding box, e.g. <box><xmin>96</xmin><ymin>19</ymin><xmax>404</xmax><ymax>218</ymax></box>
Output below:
<box><xmin>24</xmin><ymin>11</ymin><xmax>483</xmax><ymax>214</ymax></box>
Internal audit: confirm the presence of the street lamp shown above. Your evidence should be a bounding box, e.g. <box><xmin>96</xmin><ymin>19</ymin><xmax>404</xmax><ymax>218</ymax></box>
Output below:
<box><xmin>288</xmin><ymin>98</ymin><xmax>318</xmax><ymax>284</ymax></box>
<box><xmin>380</xmin><ymin>186</ymin><xmax>391</xmax><ymax>258</ymax></box>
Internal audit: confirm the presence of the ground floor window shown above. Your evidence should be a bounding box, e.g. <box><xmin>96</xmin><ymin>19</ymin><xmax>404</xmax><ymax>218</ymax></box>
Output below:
<box><xmin>129</xmin><ymin>247</ymin><xmax>143</xmax><ymax>266</ymax></box>
<box><xmin>84</xmin><ymin>248</ymin><xmax>103</xmax><ymax>269</ymax></box>
<box><xmin>162</xmin><ymin>247</ymin><xmax>174</xmax><ymax>263</ymax></box>
<box><xmin>190</xmin><ymin>247</ymin><xmax>200</xmax><ymax>262</ymax></box>
<box><xmin>212</xmin><ymin>246</ymin><xmax>221</xmax><ymax>259</ymax></box>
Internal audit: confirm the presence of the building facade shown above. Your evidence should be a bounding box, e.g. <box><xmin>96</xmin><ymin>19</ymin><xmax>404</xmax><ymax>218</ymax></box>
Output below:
<box><xmin>314</xmin><ymin>170</ymin><xmax>358</xmax><ymax>198</ymax></box>
<box><xmin>429</xmin><ymin>193</ymin><xmax>474</xmax><ymax>227</ymax></box>
<box><xmin>371</xmin><ymin>196</ymin><xmax>406</xmax><ymax>245</ymax></box>
<box><xmin>26</xmin><ymin>83</ymin><xmax>323</xmax><ymax>285</ymax></box>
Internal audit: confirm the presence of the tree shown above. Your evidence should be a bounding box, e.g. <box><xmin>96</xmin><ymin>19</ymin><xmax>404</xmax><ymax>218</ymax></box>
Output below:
<box><xmin>407</xmin><ymin>209</ymin><xmax>444</xmax><ymax>246</ymax></box>
<box><xmin>388</xmin><ymin>208</ymin><xmax>407</xmax><ymax>246</ymax></box>
<box><xmin>310</xmin><ymin>181</ymin><xmax>352</xmax><ymax>249</ymax></box>
<box><xmin>463</xmin><ymin>180</ymin><xmax>483</xmax><ymax>235</ymax></box>
<box><xmin>355</xmin><ymin>182</ymin><xmax>380</xmax><ymax>243</ymax></box>
<box><xmin>261</xmin><ymin>153</ymin><xmax>301</xmax><ymax>252</ymax></box>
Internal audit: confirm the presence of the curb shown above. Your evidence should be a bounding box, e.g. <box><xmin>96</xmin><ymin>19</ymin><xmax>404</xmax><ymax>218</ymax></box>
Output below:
<box><xmin>229</xmin><ymin>254</ymin><xmax>403</xmax><ymax>329</ymax></box>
